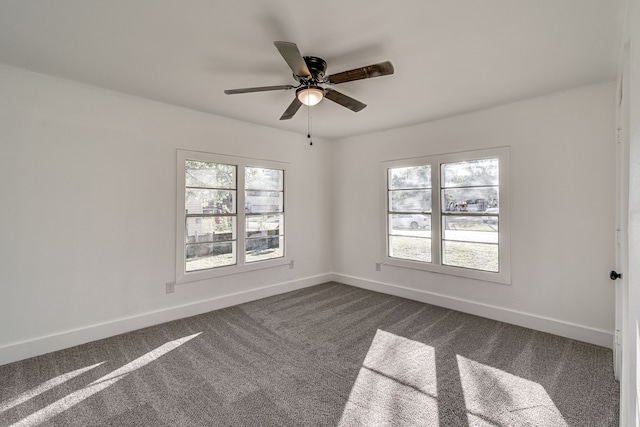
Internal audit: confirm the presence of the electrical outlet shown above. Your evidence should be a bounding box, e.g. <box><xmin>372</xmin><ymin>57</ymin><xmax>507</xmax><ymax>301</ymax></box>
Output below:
<box><xmin>166</xmin><ymin>281</ymin><xmax>175</xmax><ymax>294</ymax></box>
<box><xmin>375</xmin><ymin>263</ymin><xmax>381</xmax><ymax>272</ymax></box>
<box><xmin>289</xmin><ymin>260</ymin><xmax>294</xmax><ymax>269</ymax></box>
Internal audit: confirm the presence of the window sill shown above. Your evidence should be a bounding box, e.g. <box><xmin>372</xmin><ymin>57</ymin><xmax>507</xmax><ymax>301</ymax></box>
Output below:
<box><xmin>383</xmin><ymin>257</ymin><xmax>511</xmax><ymax>285</ymax></box>
<box><xmin>176</xmin><ymin>256</ymin><xmax>291</xmax><ymax>285</ymax></box>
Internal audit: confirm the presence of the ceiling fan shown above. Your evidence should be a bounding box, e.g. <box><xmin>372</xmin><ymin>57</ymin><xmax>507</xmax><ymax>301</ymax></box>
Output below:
<box><xmin>224</xmin><ymin>41</ymin><xmax>394</xmax><ymax>120</ymax></box>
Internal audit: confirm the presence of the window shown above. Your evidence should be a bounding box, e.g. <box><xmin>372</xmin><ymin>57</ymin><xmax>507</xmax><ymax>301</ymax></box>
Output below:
<box><xmin>383</xmin><ymin>147</ymin><xmax>510</xmax><ymax>284</ymax></box>
<box><xmin>177</xmin><ymin>150</ymin><xmax>288</xmax><ymax>283</ymax></box>
<box><xmin>245</xmin><ymin>167</ymin><xmax>285</xmax><ymax>263</ymax></box>
<box><xmin>441</xmin><ymin>158</ymin><xmax>499</xmax><ymax>272</ymax></box>
<box><xmin>184</xmin><ymin>160</ymin><xmax>237</xmax><ymax>271</ymax></box>
<box><xmin>388</xmin><ymin>165</ymin><xmax>432</xmax><ymax>262</ymax></box>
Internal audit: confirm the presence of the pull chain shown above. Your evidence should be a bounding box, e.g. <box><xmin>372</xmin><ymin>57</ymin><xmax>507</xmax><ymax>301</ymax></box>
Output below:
<box><xmin>307</xmin><ymin>104</ymin><xmax>313</xmax><ymax>146</ymax></box>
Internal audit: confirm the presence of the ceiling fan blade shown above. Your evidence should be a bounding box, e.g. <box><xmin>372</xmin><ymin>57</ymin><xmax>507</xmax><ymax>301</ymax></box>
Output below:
<box><xmin>326</xmin><ymin>61</ymin><xmax>394</xmax><ymax>84</ymax></box>
<box><xmin>324</xmin><ymin>89</ymin><xmax>367</xmax><ymax>112</ymax></box>
<box><xmin>224</xmin><ymin>85</ymin><xmax>295</xmax><ymax>95</ymax></box>
<box><xmin>280</xmin><ymin>97</ymin><xmax>303</xmax><ymax>120</ymax></box>
<box><xmin>274</xmin><ymin>41</ymin><xmax>311</xmax><ymax>77</ymax></box>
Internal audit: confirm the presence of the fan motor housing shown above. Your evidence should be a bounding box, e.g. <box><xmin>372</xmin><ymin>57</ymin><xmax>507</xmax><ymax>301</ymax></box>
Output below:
<box><xmin>300</xmin><ymin>56</ymin><xmax>327</xmax><ymax>81</ymax></box>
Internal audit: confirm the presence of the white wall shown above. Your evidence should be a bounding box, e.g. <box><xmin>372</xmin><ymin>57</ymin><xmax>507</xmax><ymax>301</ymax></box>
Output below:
<box><xmin>331</xmin><ymin>82</ymin><xmax>617</xmax><ymax>347</ymax></box>
<box><xmin>0</xmin><ymin>66</ymin><xmax>333</xmax><ymax>365</ymax></box>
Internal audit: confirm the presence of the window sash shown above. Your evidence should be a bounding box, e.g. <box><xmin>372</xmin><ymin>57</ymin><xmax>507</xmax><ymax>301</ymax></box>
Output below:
<box><xmin>244</xmin><ymin>167</ymin><xmax>285</xmax><ymax>263</ymax></box>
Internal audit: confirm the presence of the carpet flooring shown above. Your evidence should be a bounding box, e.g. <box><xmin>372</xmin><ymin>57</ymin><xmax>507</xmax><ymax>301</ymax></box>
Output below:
<box><xmin>0</xmin><ymin>282</ymin><xmax>619</xmax><ymax>426</ymax></box>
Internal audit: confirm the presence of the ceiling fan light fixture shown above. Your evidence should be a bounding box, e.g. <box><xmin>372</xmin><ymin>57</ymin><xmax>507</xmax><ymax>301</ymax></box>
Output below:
<box><xmin>297</xmin><ymin>86</ymin><xmax>324</xmax><ymax>106</ymax></box>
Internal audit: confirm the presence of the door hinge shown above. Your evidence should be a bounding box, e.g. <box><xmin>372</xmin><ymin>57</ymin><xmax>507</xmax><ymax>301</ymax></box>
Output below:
<box><xmin>615</xmin><ymin>329</ymin><xmax>621</xmax><ymax>345</ymax></box>
<box><xmin>616</xmin><ymin>128</ymin><xmax>622</xmax><ymax>144</ymax></box>
<box><xmin>616</xmin><ymin>229</ymin><xmax>621</xmax><ymax>245</ymax></box>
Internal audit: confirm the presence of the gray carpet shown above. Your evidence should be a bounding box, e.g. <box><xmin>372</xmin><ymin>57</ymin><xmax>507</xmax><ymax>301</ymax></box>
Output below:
<box><xmin>0</xmin><ymin>282</ymin><xmax>619</xmax><ymax>426</ymax></box>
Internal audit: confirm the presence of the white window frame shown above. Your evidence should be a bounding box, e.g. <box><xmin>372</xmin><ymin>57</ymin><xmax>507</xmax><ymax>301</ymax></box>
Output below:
<box><xmin>381</xmin><ymin>147</ymin><xmax>511</xmax><ymax>285</ymax></box>
<box><xmin>176</xmin><ymin>149</ymin><xmax>290</xmax><ymax>284</ymax></box>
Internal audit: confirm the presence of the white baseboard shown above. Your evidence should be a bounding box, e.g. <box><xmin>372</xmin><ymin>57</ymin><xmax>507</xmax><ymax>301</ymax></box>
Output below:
<box><xmin>332</xmin><ymin>273</ymin><xmax>614</xmax><ymax>349</ymax></box>
<box><xmin>0</xmin><ymin>273</ymin><xmax>332</xmax><ymax>366</ymax></box>
<box><xmin>2</xmin><ymin>272</ymin><xmax>613</xmax><ymax>367</ymax></box>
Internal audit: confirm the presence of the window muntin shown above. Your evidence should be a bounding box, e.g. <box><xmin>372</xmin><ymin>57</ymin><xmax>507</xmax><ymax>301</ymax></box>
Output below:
<box><xmin>177</xmin><ymin>151</ymin><xmax>289</xmax><ymax>283</ymax></box>
<box><xmin>383</xmin><ymin>148</ymin><xmax>510</xmax><ymax>284</ymax></box>
<box><xmin>245</xmin><ymin>167</ymin><xmax>285</xmax><ymax>263</ymax></box>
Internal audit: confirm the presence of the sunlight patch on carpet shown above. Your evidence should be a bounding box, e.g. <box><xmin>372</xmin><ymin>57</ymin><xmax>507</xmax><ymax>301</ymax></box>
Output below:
<box><xmin>9</xmin><ymin>332</ymin><xmax>201</xmax><ymax>427</ymax></box>
<box><xmin>0</xmin><ymin>362</ymin><xmax>105</xmax><ymax>413</ymax></box>
<box><xmin>338</xmin><ymin>329</ymin><xmax>438</xmax><ymax>426</ymax></box>
<box><xmin>457</xmin><ymin>354</ymin><xmax>567</xmax><ymax>426</ymax></box>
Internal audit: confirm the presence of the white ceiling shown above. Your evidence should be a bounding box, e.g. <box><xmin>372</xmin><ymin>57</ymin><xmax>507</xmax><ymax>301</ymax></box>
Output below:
<box><xmin>0</xmin><ymin>0</ymin><xmax>624</xmax><ymax>140</ymax></box>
